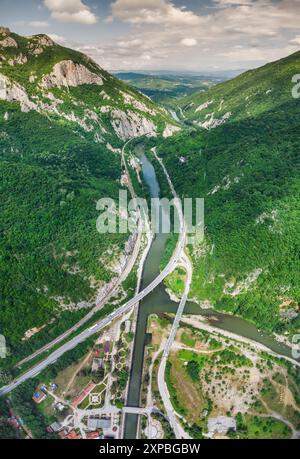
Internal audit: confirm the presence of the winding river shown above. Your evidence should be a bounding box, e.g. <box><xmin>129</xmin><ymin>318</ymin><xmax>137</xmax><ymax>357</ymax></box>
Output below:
<box><xmin>123</xmin><ymin>146</ymin><xmax>296</xmax><ymax>439</ymax></box>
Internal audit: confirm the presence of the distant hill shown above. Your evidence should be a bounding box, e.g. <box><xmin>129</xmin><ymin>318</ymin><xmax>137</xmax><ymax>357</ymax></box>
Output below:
<box><xmin>116</xmin><ymin>72</ymin><xmax>223</xmax><ymax>104</ymax></box>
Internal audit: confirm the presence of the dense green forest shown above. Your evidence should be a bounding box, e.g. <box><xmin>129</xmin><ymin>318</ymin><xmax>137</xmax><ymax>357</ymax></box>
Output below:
<box><xmin>0</xmin><ymin>101</ymin><xmax>127</xmax><ymax>364</ymax></box>
<box><xmin>156</xmin><ymin>52</ymin><xmax>300</xmax><ymax>335</ymax></box>
<box><xmin>176</xmin><ymin>50</ymin><xmax>300</xmax><ymax>125</ymax></box>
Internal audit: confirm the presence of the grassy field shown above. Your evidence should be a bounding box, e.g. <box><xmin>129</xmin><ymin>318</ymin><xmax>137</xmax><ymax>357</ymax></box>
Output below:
<box><xmin>164</xmin><ymin>267</ymin><xmax>187</xmax><ymax>298</ymax></box>
<box><xmin>238</xmin><ymin>415</ymin><xmax>292</xmax><ymax>439</ymax></box>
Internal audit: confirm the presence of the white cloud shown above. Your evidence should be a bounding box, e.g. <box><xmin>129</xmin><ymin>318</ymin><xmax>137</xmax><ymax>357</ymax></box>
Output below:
<box><xmin>29</xmin><ymin>21</ymin><xmax>50</xmax><ymax>27</ymax></box>
<box><xmin>219</xmin><ymin>47</ymin><xmax>266</xmax><ymax>61</ymax></box>
<box><xmin>213</xmin><ymin>0</ymin><xmax>254</xmax><ymax>6</ymax></box>
<box><xmin>218</xmin><ymin>42</ymin><xmax>300</xmax><ymax>64</ymax></box>
<box><xmin>111</xmin><ymin>0</ymin><xmax>202</xmax><ymax>26</ymax></box>
<box><xmin>290</xmin><ymin>35</ymin><xmax>300</xmax><ymax>46</ymax></box>
<box><xmin>44</xmin><ymin>0</ymin><xmax>98</xmax><ymax>24</ymax></box>
<box><xmin>48</xmin><ymin>33</ymin><xmax>66</xmax><ymax>44</ymax></box>
<box><xmin>181</xmin><ymin>38</ymin><xmax>198</xmax><ymax>47</ymax></box>
<box><xmin>63</xmin><ymin>0</ymin><xmax>300</xmax><ymax>71</ymax></box>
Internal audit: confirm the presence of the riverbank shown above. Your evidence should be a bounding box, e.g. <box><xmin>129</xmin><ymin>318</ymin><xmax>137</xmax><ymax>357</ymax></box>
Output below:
<box><xmin>180</xmin><ymin>315</ymin><xmax>300</xmax><ymax>369</ymax></box>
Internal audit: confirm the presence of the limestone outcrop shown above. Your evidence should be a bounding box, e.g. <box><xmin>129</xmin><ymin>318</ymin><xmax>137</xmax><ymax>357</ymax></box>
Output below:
<box><xmin>111</xmin><ymin>109</ymin><xmax>157</xmax><ymax>140</ymax></box>
<box><xmin>40</xmin><ymin>60</ymin><xmax>103</xmax><ymax>89</ymax></box>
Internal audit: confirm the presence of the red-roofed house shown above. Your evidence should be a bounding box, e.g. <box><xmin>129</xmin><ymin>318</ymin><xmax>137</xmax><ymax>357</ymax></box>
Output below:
<box><xmin>86</xmin><ymin>431</ymin><xmax>99</xmax><ymax>440</ymax></box>
<box><xmin>71</xmin><ymin>381</ymin><xmax>96</xmax><ymax>408</ymax></box>
<box><xmin>66</xmin><ymin>430</ymin><xmax>81</xmax><ymax>440</ymax></box>
<box><xmin>32</xmin><ymin>390</ymin><xmax>46</xmax><ymax>404</ymax></box>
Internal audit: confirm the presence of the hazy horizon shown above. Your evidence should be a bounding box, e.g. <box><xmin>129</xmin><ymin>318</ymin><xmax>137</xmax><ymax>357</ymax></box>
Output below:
<box><xmin>1</xmin><ymin>0</ymin><xmax>300</xmax><ymax>72</ymax></box>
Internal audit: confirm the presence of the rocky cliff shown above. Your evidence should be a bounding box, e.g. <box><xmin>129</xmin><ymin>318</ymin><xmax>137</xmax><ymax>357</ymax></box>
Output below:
<box><xmin>0</xmin><ymin>27</ymin><xmax>178</xmax><ymax>145</ymax></box>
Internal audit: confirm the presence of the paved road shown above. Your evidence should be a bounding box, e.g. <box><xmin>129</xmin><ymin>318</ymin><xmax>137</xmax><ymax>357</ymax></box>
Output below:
<box><xmin>0</xmin><ymin>140</ymin><xmax>187</xmax><ymax>398</ymax></box>
<box><xmin>157</xmin><ymin>251</ymin><xmax>192</xmax><ymax>439</ymax></box>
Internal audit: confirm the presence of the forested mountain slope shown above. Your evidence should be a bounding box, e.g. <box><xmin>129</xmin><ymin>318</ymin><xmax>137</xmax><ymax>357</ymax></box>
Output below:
<box><xmin>177</xmin><ymin>51</ymin><xmax>300</xmax><ymax>129</ymax></box>
<box><xmin>156</xmin><ymin>51</ymin><xmax>300</xmax><ymax>338</ymax></box>
<box><xmin>0</xmin><ymin>27</ymin><xmax>177</xmax><ymax>370</ymax></box>
<box><xmin>0</xmin><ymin>27</ymin><xmax>175</xmax><ymax>142</ymax></box>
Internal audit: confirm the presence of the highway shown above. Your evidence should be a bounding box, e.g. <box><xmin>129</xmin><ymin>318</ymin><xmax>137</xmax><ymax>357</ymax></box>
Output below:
<box><xmin>0</xmin><ymin>139</ymin><xmax>187</xmax><ymax>397</ymax></box>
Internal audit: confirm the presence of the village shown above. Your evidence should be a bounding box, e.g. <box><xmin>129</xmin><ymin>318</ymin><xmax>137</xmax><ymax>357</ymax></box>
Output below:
<box><xmin>25</xmin><ymin>314</ymin><xmax>136</xmax><ymax>440</ymax></box>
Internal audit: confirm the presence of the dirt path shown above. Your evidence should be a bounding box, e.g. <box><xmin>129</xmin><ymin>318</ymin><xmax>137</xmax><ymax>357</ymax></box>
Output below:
<box><xmin>270</xmin><ymin>374</ymin><xmax>300</xmax><ymax>414</ymax></box>
<box><xmin>63</xmin><ymin>350</ymin><xmax>93</xmax><ymax>397</ymax></box>
<box><xmin>258</xmin><ymin>398</ymin><xmax>300</xmax><ymax>439</ymax></box>
<box><xmin>172</xmin><ymin>341</ymin><xmax>224</xmax><ymax>355</ymax></box>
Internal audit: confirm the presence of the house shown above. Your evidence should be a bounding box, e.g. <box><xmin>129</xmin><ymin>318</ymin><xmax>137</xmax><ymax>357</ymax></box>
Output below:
<box><xmin>55</xmin><ymin>402</ymin><xmax>66</xmax><ymax>412</ymax></box>
<box><xmin>66</xmin><ymin>430</ymin><xmax>81</xmax><ymax>440</ymax></box>
<box><xmin>71</xmin><ymin>381</ymin><xmax>96</xmax><ymax>407</ymax></box>
<box><xmin>92</xmin><ymin>358</ymin><xmax>104</xmax><ymax>373</ymax></box>
<box><xmin>32</xmin><ymin>390</ymin><xmax>47</xmax><ymax>404</ymax></box>
<box><xmin>87</xmin><ymin>417</ymin><xmax>111</xmax><ymax>431</ymax></box>
<box><xmin>86</xmin><ymin>431</ymin><xmax>99</xmax><ymax>440</ymax></box>
<box><xmin>49</xmin><ymin>422</ymin><xmax>63</xmax><ymax>433</ymax></box>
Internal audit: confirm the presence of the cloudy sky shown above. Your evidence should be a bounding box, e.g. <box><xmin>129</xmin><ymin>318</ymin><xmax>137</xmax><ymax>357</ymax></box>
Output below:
<box><xmin>1</xmin><ymin>0</ymin><xmax>300</xmax><ymax>71</ymax></box>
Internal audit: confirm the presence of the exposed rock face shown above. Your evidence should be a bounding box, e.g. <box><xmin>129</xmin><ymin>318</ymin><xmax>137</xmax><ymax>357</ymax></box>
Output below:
<box><xmin>0</xmin><ymin>36</ymin><xmax>18</xmax><ymax>48</ymax></box>
<box><xmin>0</xmin><ymin>74</ymin><xmax>35</xmax><ymax>112</ymax></box>
<box><xmin>0</xmin><ymin>27</ymin><xmax>11</xmax><ymax>35</ymax></box>
<box><xmin>120</xmin><ymin>90</ymin><xmax>157</xmax><ymax>116</ymax></box>
<box><xmin>0</xmin><ymin>72</ymin><xmax>107</xmax><ymax>133</ymax></box>
<box><xmin>94</xmin><ymin>132</ymin><xmax>104</xmax><ymax>143</ymax></box>
<box><xmin>100</xmin><ymin>106</ymin><xmax>111</xmax><ymax>113</ymax></box>
<box><xmin>223</xmin><ymin>268</ymin><xmax>263</xmax><ymax>297</ymax></box>
<box><xmin>32</xmin><ymin>47</ymin><xmax>44</xmax><ymax>56</ymax></box>
<box><xmin>163</xmin><ymin>124</ymin><xmax>181</xmax><ymax>138</ymax></box>
<box><xmin>29</xmin><ymin>74</ymin><xmax>37</xmax><ymax>83</ymax></box>
<box><xmin>195</xmin><ymin>100</ymin><xmax>214</xmax><ymax>113</ymax></box>
<box><xmin>8</xmin><ymin>54</ymin><xmax>27</xmax><ymax>66</ymax></box>
<box><xmin>27</xmin><ymin>34</ymin><xmax>54</xmax><ymax>55</ymax></box>
<box><xmin>40</xmin><ymin>60</ymin><xmax>103</xmax><ymax>89</ymax></box>
<box><xmin>0</xmin><ymin>30</ymin><xmax>173</xmax><ymax>146</ymax></box>
<box><xmin>106</xmin><ymin>143</ymin><xmax>121</xmax><ymax>154</ymax></box>
<box><xmin>198</xmin><ymin>111</ymin><xmax>232</xmax><ymax>130</ymax></box>
<box><xmin>62</xmin><ymin>111</ymin><xmax>93</xmax><ymax>132</ymax></box>
<box><xmin>100</xmin><ymin>90</ymin><xmax>110</xmax><ymax>100</ymax></box>
<box><xmin>111</xmin><ymin>109</ymin><xmax>157</xmax><ymax>140</ymax></box>
<box><xmin>34</xmin><ymin>35</ymin><xmax>54</xmax><ymax>47</ymax></box>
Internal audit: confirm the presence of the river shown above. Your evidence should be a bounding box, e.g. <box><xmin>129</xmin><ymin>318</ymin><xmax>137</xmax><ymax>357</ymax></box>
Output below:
<box><xmin>123</xmin><ymin>146</ymin><xmax>296</xmax><ymax>439</ymax></box>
